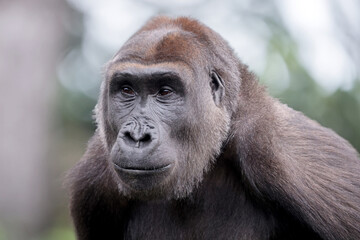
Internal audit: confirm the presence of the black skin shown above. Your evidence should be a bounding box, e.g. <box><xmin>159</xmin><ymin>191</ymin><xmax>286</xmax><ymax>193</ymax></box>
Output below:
<box><xmin>109</xmin><ymin>70</ymin><xmax>187</xmax><ymax>194</ymax></box>
<box><xmin>67</xmin><ymin>16</ymin><xmax>360</xmax><ymax>240</ymax></box>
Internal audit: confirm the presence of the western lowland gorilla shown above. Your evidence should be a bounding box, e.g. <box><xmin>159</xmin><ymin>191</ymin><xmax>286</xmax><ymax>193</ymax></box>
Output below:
<box><xmin>67</xmin><ymin>16</ymin><xmax>360</xmax><ymax>240</ymax></box>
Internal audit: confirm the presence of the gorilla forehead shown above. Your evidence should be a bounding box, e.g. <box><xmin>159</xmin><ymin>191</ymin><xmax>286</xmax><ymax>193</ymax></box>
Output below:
<box><xmin>113</xmin><ymin>27</ymin><xmax>206</xmax><ymax>66</ymax></box>
<box><xmin>107</xmin><ymin>28</ymin><xmax>206</xmax><ymax>87</ymax></box>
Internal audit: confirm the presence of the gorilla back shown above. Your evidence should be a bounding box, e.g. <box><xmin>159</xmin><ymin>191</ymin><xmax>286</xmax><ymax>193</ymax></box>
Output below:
<box><xmin>67</xmin><ymin>16</ymin><xmax>360</xmax><ymax>240</ymax></box>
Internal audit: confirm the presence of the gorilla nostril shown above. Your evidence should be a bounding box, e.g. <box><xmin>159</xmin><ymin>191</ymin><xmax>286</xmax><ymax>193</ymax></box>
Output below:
<box><xmin>124</xmin><ymin>132</ymin><xmax>135</xmax><ymax>142</ymax></box>
<box><xmin>140</xmin><ymin>133</ymin><xmax>151</xmax><ymax>143</ymax></box>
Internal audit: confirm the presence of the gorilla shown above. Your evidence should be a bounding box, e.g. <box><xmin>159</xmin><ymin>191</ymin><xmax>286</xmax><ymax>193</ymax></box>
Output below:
<box><xmin>67</xmin><ymin>16</ymin><xmax>360</xmax><ymax>240</ymax></box>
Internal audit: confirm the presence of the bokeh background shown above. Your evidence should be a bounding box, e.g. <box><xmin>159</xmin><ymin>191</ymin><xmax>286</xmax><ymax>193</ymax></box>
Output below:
<box><xmin>0</xmin><ymin>0</ymin><xmax>359</xmax><ymax>239</ymax></box>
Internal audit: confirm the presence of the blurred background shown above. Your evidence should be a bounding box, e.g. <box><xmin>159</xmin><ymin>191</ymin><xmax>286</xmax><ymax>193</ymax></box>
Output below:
<box><xmin>0</xmin><ymin>0</ymin><xmax>359</xmax><ymax>239</ymax></box>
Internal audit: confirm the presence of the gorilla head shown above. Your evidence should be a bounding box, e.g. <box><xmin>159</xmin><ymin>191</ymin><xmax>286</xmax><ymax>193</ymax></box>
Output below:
<box><xmin>97</xmin><ymin>17</ymin><xmax>241</xmax><ymax>199</ymax></box>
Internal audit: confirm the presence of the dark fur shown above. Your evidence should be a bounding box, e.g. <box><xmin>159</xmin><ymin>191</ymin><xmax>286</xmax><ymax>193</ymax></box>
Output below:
<box><xmin>67</xmin><ymin>16</ymin><xmax>360</xmax><ymax>240</ymax></box>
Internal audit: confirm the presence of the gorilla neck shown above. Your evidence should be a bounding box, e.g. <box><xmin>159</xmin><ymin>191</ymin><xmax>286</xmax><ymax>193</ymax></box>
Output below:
<box><xmin>125</xmin><ymin>157</ymin><xmax>276</xmax><ymax>239</ymax></box>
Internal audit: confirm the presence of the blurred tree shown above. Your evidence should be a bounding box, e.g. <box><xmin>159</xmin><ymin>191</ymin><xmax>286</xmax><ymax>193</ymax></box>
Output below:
<box><xmin>0</xmin><ymin>0</ymin><xmax>69</xmax><ymax>239</ymax></box>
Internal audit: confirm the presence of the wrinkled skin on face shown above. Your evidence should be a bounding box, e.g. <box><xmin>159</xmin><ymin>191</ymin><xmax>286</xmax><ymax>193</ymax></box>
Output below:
<box><xmin>104</xmin><ymin>61</ymin><xmax>230</xmax><ymax>199</ymax></box>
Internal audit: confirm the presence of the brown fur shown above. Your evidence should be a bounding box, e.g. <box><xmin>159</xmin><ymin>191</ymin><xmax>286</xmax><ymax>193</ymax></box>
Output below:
<box><xmin>67</xmin><ymin>16</ymin><xmax>360</xmax><ymax>240</ymax></box>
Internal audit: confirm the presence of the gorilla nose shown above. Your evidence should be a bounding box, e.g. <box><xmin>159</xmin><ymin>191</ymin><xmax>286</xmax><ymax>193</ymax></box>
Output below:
<box><xmin>123</xmin><ymin>130</ymin><xmax>152</xmax><ymax>148</ymax></box>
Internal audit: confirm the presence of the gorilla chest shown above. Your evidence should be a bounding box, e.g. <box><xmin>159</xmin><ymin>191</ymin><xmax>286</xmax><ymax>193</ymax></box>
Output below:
<box><xmin>125</xmin><ymin>188</ymin><xmax>274</xmax><ymax>239</ymax></box>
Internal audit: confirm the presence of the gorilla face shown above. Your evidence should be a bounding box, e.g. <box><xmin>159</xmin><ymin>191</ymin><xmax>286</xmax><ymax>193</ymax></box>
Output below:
<box><xmin>108</xmin><ymin>67</ymin><xmax>187</xmax><ymax>195</ymax></box>
<box><xmin>105</xmin><ymin>58</ymin><xmax>230</xmax><ymax>199</ymax></box>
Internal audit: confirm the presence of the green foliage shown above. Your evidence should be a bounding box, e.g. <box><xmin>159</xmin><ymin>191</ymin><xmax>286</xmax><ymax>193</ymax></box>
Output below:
<box><xmin>41</xmin><ymin>227</ymin><xmax>76</xmax><ymax>240</ymax></box>
<box><xmin>259</xmin><ymin>19</ymin><xmax>360</xmax><ymax>152</ymax></box>
<box><xmin>0</xmin><ymin>226</ymin><xmax>7</xmax><ymax>240</ymax></box>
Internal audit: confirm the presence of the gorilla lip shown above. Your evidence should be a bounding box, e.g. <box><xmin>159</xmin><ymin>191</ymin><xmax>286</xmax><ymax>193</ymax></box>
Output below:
<box><xmin>113</xmin><ymin>163</ymin><xmax>173</xmax><ymax>174</ymax></box>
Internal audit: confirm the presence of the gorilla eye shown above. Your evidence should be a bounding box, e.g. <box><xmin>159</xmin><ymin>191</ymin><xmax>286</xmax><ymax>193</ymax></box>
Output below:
<box><xmin>158</xmin><ymin>88</ymin><xmax>173</xmax><ymax>97</ymax></box>
<box><xmin>121</xmin><ymin>87</ymin><xmax>135</xmax><ymax>96</ymax></box>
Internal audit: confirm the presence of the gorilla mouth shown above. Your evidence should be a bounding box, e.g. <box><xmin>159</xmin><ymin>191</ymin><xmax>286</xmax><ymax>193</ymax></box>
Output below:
<box><xmin>113</xmin><ymin>163</ymin><xmax>173</xmax><ymax>174</ymax></box>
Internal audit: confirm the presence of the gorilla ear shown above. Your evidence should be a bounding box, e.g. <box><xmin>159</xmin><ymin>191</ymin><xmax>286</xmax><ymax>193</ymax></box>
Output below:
<box><xmin>210</xmin><ymin>71</ymin><xmax>225</xmax><ymax>106</ymax></box>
